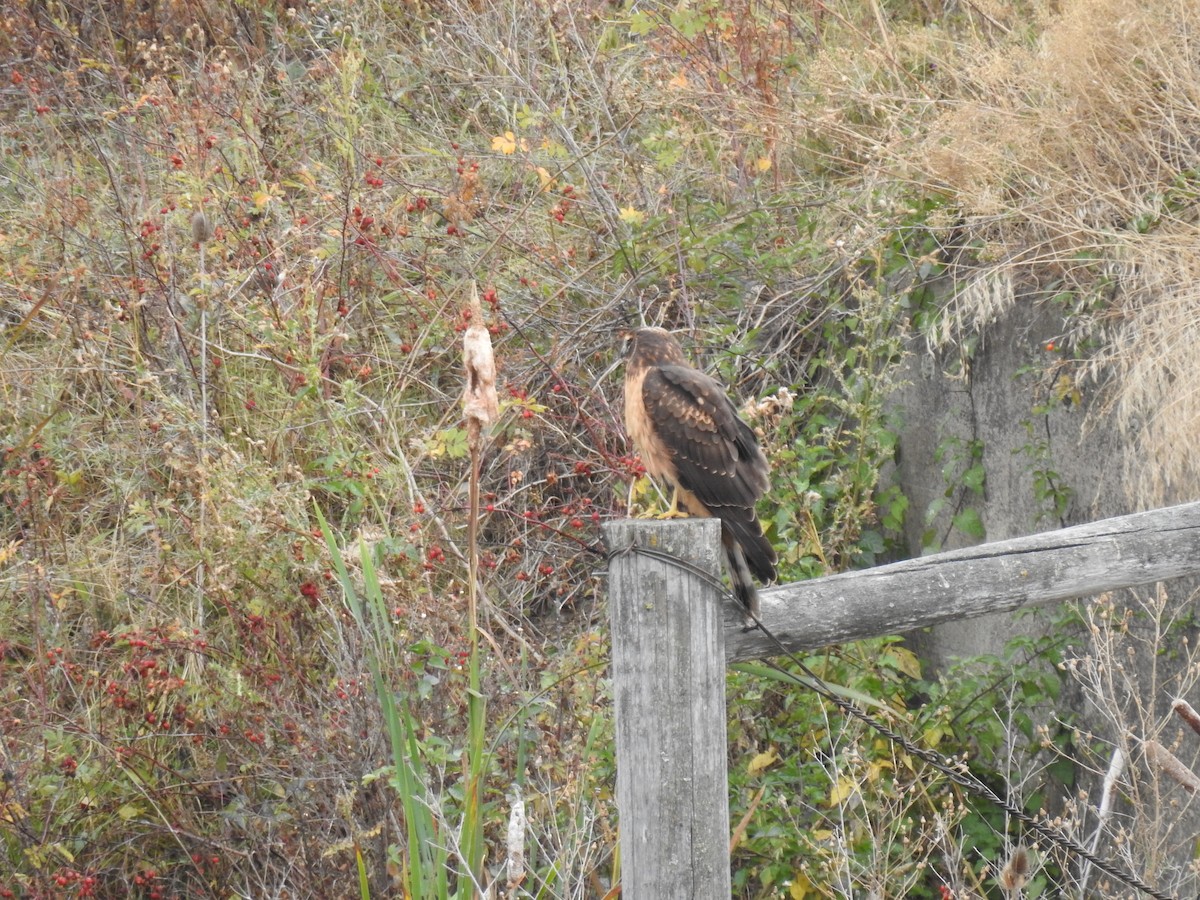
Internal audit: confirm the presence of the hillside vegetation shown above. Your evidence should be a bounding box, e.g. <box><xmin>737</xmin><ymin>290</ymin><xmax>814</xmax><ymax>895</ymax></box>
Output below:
<box><xmin>3</xmin><ymin>0</ymin><xmax>1200</xmax><ymax>897</ymax></box>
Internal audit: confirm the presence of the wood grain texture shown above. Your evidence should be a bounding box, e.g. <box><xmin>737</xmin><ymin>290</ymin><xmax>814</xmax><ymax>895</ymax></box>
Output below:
<box><xmin>604</xmin><ymin>517</ymin><xmax>731</xmax><ymax>900</ymax></box>
<box><xmin>726</xmin><ymin>500</ymin><xmax>1200</xmax><ymax>662</ymax></box>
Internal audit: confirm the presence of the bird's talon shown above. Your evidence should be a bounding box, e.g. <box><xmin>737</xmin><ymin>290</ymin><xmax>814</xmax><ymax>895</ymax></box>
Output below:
<box><xmin>660</xmin><ymin>487</ymin><xmax>689</xmax><ymax>518</ymax></box>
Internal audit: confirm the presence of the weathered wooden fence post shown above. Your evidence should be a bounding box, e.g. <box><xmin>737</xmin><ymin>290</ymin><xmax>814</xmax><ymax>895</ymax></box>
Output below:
<box><xmin>601</xmin><ymin>501</ymin><xmax>1200</xmax><ymax>898</ymax></box>
<box><xmin>604</xmin><ymin>517</ymin><xmax>730</xmax><ymax>899</ymax></box>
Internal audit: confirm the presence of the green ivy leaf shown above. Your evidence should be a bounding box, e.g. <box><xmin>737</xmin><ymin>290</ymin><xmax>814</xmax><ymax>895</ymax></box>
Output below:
<box><xmin>952</xmin><ymin>506</ymin><xmax>985</xmax><ymax>539</ymax></box>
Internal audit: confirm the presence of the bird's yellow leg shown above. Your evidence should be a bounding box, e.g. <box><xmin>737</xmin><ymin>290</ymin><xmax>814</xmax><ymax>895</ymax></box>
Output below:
<box><xmin>630</xmin><ymin>478</ymin><xmax>690</xmax><ymax>518</ymax></box>
<box><xmin>659</xmin><ymin>487</ymin><xmax>690</xmax><ymax>519</ymax></box>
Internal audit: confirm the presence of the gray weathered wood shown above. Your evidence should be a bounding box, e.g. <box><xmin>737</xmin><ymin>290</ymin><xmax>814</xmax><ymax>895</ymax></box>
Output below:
<box><xmin>604</xmin><ymin>517</ymin><xmax>730</xmax><ymax>900</ymax></box>
<box><xmin>726</xmin><ymin>500</ymin><xmax>1200</xmax><ymax>662</ymax></box>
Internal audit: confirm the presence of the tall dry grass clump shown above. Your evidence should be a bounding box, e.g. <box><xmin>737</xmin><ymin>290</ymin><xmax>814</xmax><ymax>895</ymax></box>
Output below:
<box><xmin>914</xmin><ymin>0</ymin><xmax>1200</xmax><ymax>500</ymax></box>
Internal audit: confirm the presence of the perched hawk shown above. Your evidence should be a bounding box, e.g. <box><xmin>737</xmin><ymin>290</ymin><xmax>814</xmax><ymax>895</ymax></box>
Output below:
<box><xmin>623</xmin><ymin>327</ymin><xmax>777</xmax><ymax>621</ymax></box>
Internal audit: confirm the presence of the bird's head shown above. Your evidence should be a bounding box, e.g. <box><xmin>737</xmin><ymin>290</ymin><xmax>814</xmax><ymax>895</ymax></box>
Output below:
<box><xmin>623</xmin><ymin>326</ymin><xmax>687</xmax><ymax>366</ymax></box>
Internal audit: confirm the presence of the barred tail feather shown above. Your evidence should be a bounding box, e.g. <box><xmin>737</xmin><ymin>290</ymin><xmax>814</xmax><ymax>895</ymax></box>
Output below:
<box><xmin>718</xmin><ymin>512</ymin><xmax>777</xmax><ymax>585</ymax></box>
<box><xmin>742</xmin><ymin>530</ymin><xmax>777</xmax><ymax>585</ymax></box>
<box><xmin>722</xmin><ymin>538</ymin><xmax>760</xmax><ymax>628</ymax></box>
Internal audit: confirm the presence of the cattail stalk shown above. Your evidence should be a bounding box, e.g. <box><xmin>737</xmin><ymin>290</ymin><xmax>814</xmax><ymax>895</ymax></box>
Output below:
<box><xmin>461</xmin><ymin>282</ymin><xmax>498</xmax><ymax>898</ymax></box>
<box><xmin>193</xmin><ymin>209</ymin><xmax>212</xmax><ymax>658</ymax></box>
<box><xmin>1080</xmin><ymin>744</ymin><xmax>1125</xmax><ymax>896</ymax></box>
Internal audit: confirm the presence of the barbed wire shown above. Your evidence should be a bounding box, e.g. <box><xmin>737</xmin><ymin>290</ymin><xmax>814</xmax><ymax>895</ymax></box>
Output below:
<box><xmin>604</xmin><ymin>540</ymin><xmax>1178</xmax><ymax>900</ymax></box>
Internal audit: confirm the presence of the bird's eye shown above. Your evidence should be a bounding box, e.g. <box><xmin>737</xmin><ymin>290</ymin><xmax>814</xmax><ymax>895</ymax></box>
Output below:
<box><xmin>619</xmin><ymin>329</ymin><xmax>635</xmax><ymax>358</ymax></box>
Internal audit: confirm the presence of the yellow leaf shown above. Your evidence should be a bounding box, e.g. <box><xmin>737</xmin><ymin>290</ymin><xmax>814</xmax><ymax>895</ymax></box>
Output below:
<box><xmin>747</xmin><ymin>747</ymin><xmax>779</xmax><ymax>776</ymax></box>
<box><xmin>294</xmin><ymin>166</ymin><xmax>318</xmax><ymax>190</ymax></box>
<box><xmin>755</xmin><ymin>156</ymin><xmax>772</xmax><ymax>173</ymax></box>
<box><xmin>252</xmin><ymin>191</ymin><xmax>272</xmax><ymax>210</ymax></box>
<box><xmin>618</xmin><ymin>206</ymin><xmax>645</xmax><ymax>226</ymax></box>
<box><xmin>0</xmin><ymin>800</ymin><xmax>28</xmax><ymax>824</ymax></box>
<box><xmin>669</xmin><ymin>71</ymin><xmax>689</xmax><ymax>89</ymax></box>
<box><xmin>789</xmin><ymin>874</ymin><xmax>813</xmax><ymax>899</ymax></box>
<box><xmin>535</xmin><ymin>166</ymin><xmax>556</xmax><ymax>192</ymax></box>
<box><xmin>828</xmin><ymin>776</ymin><xmax>858</xmax><ymax>807</ymax></box>
<box><xmin>629</xmin><ymin>475</ymin><xmax>650</xmax><ymax>500</ymax></box>
<box><xmin>0</xmin><ymin>539</ymin><xmax>21</xmax><ymax>567</ymax></box>
<box><xmin>492</xmin><ymin>131</ymin><xmax>517</xmax><ymax>155</ymax></box>
<box><xmin>811</xmin><ymin>828</ymin><xmax>834</xmax><ymax>841</ymax></box>
<box><xmin>118</xmin><ymin>803</ymin><xmax>142</xmax><ymax>821</ymax></box>
<box><xmin>867</xmin><ymin>759</ymin><xmax>894</xmax><ymax>782</ymax></box>
<box><xmin>887</xmin><ymin>645</ymin><xmax>922</xmax><ymax>679</ymax></box>
<box><xmin>51</xmin><ymin>843</ymin><xmax>76</xmax><ymax>864</ymax></box>
<box><xmin>923</xmin><ymin>725</ymin><xmax>949</xmax><ymax>748</ymax></box>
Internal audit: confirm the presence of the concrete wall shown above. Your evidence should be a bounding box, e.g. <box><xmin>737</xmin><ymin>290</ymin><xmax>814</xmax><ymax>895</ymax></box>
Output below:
<box><xmin>887</xmin><ymin>300</ymin><xmax>1136</xmax><ymax>663</ymax></box>
<box><xmin>885</xmin><ymin>297</ymin><xmax>1200</xmax><ymax>889</ymax></box>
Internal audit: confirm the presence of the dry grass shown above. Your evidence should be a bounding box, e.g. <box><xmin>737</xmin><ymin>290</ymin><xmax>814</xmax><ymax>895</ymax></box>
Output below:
<box><xmin>1053</xmin><ymin>585</ymin><xmax>1200</xmax><ymax>896</ymax></box>
<box><xmin>910</xmin><ymin>0</ymin><xmax>1200</xmax><ymax>500</ymax></box>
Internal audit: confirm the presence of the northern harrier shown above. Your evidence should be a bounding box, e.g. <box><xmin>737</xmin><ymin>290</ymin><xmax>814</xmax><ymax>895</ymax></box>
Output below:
<box><xmin>623</xmin><ymin>327</ymin><xmax>777</xmax><ymax>622</ymax></box>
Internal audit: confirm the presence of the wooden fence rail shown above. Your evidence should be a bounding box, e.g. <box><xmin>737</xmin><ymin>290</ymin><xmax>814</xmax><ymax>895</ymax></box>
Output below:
<box><xmin>603</xmin><ymin>500</ymin><xmax>1200</xmax><ymax>899</ymax></box>
<box><xmin>726</xmin><ymin>500</ymin><xmax>1200</xmax><ymax>661</ymax></box>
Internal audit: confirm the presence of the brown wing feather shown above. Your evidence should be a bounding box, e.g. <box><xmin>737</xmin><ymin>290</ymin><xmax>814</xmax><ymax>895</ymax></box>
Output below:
<box><xmin>641</xmin><ymin>364</ymin><xmax>777</xmax><ymax>585</ymax></box>
<box><xmin>623</xmin><ymin>327</ymin><xmax>777</xmax><ymax>619</ymax></box>
<box><xmin>647</xmin><ymin>366</ymin><xmax>768</xmax><ymax>505</ymax></box>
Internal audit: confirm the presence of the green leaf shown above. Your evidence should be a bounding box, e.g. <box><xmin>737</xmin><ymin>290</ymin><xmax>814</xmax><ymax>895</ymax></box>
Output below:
<box><xmin>669</xmin><ymin>6</ymin><xmax>706</xmax><ymax>40</ymax></box>
<box><xmin>952</xmin><ymin>506</ymin><xmax>985</xmax><ymax>539</ymax></box>
<box><xmin>730</xmin><ymin>662</ymin><xmax>891</xmax><ymax>711</ymax></box>
<box><xmin>961</xmin><ymin>463</ymin><xmax>986</xmax><ymax>494</ymax></box>
<box><xmin>429</xmin><ymin>427</ymin><xmax>469</xmax><ymax>459</ymax></box>
<box><xmin>629</xmin><ymin>10</ymin><xmax>657</xmax><ymax>36</ymax></box>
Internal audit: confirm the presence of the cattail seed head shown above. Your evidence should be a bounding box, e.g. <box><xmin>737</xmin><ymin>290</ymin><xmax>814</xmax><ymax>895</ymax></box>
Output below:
<box><xmin>506</xmin><ymin>787</ymin><xmax>526</xmax><ymax>888</ymax></box>
<box><xmin>1172</xmin><ymin>698</ymin><xmax>1200</xmax><ymax>737</ymax></box>
<box><xmin>1143</xmin><ymin>738</ymin><xmax>1200</xmax><ymax>794</ymax></box>
<box><xmin>1000</xmin><ymin>844</ymin><xmax>1030</xmax><ymax>893</ymax></box>
<box><xmin>463</xmin><ymin>284</ymin><xmax>499</xmax><ymax>444</ymax></box>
